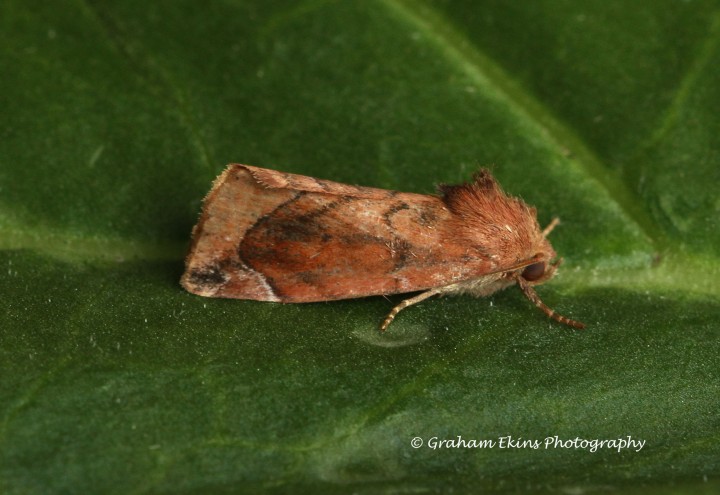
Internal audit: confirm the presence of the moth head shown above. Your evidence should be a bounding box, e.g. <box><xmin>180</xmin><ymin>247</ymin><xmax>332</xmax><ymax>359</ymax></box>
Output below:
<box><xmin>516</xmin><ymin>215</ymin><xmax>563</xmax><ymax>286</ymax></box>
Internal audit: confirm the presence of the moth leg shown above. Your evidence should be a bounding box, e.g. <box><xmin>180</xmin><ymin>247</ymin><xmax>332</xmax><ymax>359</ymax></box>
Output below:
<box><xmin>542</xmin><ymin>217</ymin><xmax>560</xmax><ymax>238</ymax></box>
<box><xmin>516</xmin><ymin>276</ymin><xmax>585</xmax><ymax>329</ymax></box>
<box><xmin>381</xmin><ymin>288</ymin><xmax>442</xmax><ymax>332</ymax></box>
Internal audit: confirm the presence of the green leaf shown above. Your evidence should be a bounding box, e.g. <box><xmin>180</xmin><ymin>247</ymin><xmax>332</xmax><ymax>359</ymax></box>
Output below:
<box><xmin>2</xmin><ymin>1</ymin><xmax>719</xmax><ymax>493</ymax></box>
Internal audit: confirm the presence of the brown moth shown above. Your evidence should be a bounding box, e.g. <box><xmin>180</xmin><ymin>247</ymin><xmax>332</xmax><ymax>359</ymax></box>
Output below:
<box><xmin>181</xmin><ymin>165</ymin><xmax>585</xmax><ymax>330</ymax></box>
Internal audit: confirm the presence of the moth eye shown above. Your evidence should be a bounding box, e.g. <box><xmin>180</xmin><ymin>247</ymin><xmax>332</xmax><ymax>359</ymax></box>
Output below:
<box><xmin>522</xmin><ymin>262</ymin><xmax>545</xmax><ymax>281</ymax></box>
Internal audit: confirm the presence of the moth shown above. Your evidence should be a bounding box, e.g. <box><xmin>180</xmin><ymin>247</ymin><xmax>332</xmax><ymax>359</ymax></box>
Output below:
<box><xmin>181</xmin><ymin>165</ymin><xmax>585</xmax><ymax>330</ymax></box>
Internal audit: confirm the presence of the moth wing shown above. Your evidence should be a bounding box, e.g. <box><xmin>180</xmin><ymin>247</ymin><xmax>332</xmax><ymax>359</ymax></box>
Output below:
<box><xmin>181</xmin><ymin>165</ymin><xmax>497</xmax><ymax>302</ymax></box>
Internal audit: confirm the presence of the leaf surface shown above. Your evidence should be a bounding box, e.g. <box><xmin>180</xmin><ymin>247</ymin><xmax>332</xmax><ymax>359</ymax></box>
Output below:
<box><xmin>1</xmin><ymin>1</ymin><xmax>719</xmax><ymax>493</ymax></box>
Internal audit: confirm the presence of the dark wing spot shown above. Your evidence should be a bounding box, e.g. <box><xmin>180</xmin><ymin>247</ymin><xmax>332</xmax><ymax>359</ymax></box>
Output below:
<box><xmin>188</xmin><ymin>264</ymin><xmax>228</xmax><ymax>288</ymax></box>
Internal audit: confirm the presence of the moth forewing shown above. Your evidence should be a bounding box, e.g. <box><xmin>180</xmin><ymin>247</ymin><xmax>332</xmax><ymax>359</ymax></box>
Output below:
<box><xmin>183</xmin><ymin>165</ymin><xmax>496</xmax><ymax>302</ymax></box>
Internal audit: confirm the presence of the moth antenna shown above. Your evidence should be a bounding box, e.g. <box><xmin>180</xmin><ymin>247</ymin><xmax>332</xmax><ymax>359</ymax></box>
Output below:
<box><xmin>516</xmin><ymin>277</ymin><xmax>585</xmax><ymax>329</ymax></box>
<box><xmin>381</xmin><ymin>288</ymin><xmax>442</xmax><ymax>332</ymax></box>
<box><xmin>542</xmin><ymin>217</ymin><xmax>560</xmax><ymax>238</ymax></box>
